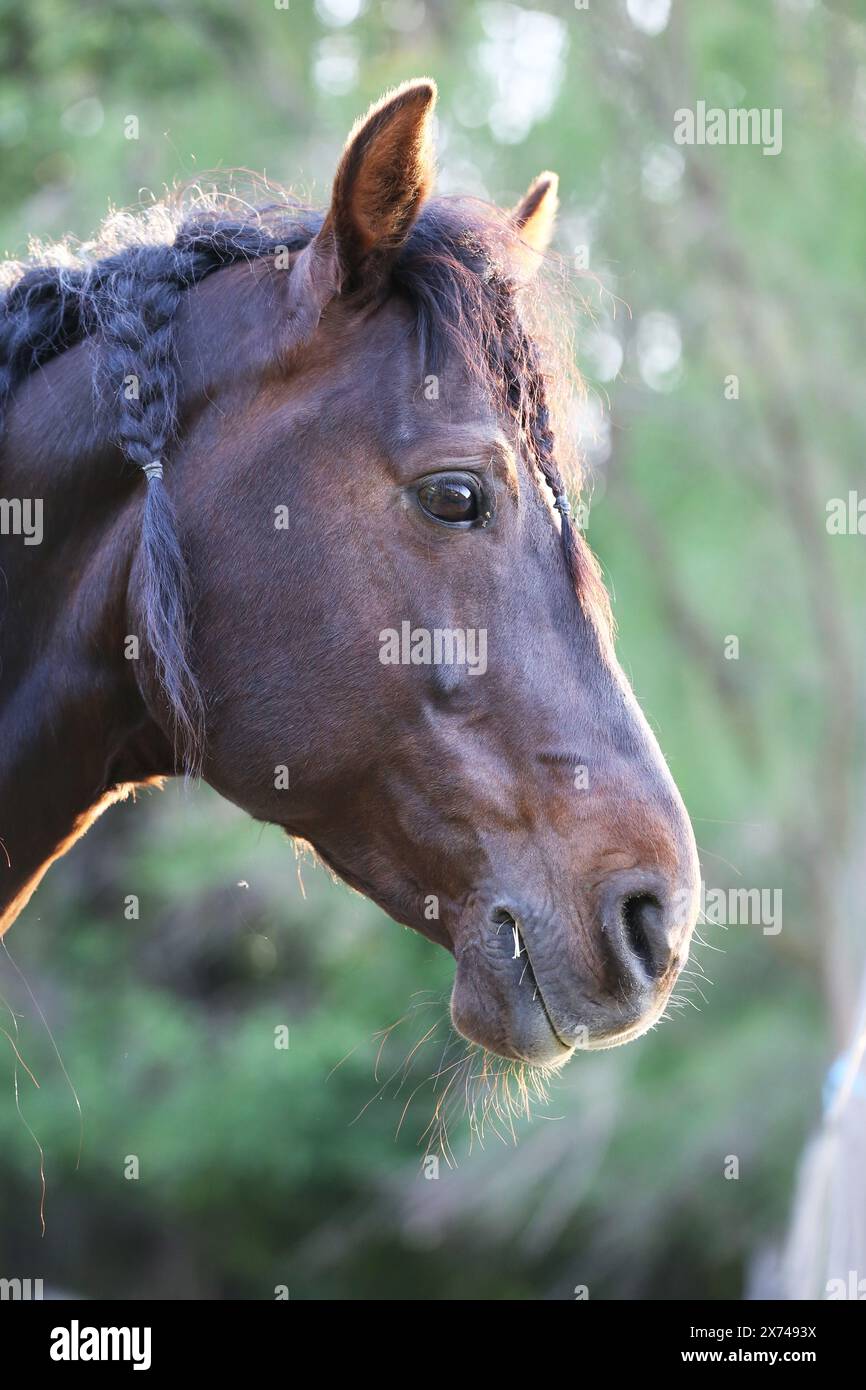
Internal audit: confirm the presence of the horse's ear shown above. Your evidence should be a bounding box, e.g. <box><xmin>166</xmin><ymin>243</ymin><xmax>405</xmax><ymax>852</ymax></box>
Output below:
<box><xmin>319</xmin><ymin>78</ymin><xmax>437</xmax><ymax>290</ymax></box>
<box><xmin>512</xmin><ymin>170</ymin><xmax>559</xmax><ymax>264</ymax></box>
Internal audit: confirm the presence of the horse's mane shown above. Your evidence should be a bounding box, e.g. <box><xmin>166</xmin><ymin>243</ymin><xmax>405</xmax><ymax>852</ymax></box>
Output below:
<box><xmin>0</xmin><ymin>184</ymin><xmax>609</xmax><ymax>774</ymax></box>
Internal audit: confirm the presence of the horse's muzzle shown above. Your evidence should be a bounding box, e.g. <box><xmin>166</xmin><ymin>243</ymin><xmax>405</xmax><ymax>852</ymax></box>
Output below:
<box><xmin>449</xmin><ymin>869</ymin><xmax>695</xmax><ymax>1065</ymax></box>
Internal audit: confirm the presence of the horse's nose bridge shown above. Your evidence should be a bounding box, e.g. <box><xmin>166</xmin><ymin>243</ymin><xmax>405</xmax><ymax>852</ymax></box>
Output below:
<box><xmin>602</xmin><ymin>776</ymin><xmax>689</xmax><ymax>872</ymax></box>
<box><xmin>571</xmin><ymin>673</ymin><xmax>695</xmax><ymax>863</ymax></box>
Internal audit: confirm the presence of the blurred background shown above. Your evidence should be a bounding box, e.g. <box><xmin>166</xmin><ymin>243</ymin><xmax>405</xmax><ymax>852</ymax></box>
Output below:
<box><xmin>1</xmin><ymin>0</ymin><xmax>864</xmax><ymax>1300</ymax></box>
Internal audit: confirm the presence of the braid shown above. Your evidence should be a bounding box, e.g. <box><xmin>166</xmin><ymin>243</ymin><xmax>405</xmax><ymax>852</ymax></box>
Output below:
<box><xmin>92</xmin><ymin>246</ymin><xmax>201</xmax><ymax>770</ymax></box>
<box><xmin>488</xmin><ymin>279</ymin><xmax>580</xmax><ymax>588</ymax></box>
<box><xmin>520</xmin><ymin>332</ymin><xmax>579</xmax><ymax>567</ymax></box>
<box><xmin>95</xmin><ymin>247</ymin><xmax>184</xmax><ymax>468</ymax></box>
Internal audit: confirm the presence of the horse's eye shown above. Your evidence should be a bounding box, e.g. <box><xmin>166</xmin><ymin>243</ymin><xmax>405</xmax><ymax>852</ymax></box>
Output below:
<box><xmin>417</xmin><ymin>474</ymin><xmax>482</xmax><ymax>526</ymax></box>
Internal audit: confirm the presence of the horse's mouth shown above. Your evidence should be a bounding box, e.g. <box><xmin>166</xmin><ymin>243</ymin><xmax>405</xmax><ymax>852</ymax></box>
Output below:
<box><xmin>498</xmin><ymin>912</ymin><xmax>575</xmax><ymax>1059</ymax></box>
<box><xmin>448</xmin><ymin>908</ymin><xmax>572</xmax><ymax>1067</ymax></box>
<box><xmin>300</xmin><ymin>840</ymin><xmax>677</xmax><ymax>1064</ymax></box>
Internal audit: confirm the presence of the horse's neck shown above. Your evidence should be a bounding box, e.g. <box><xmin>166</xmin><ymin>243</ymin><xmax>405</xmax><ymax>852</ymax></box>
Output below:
<box><xmin>0</xmin><ymin>356</ymin><xmax>169</xmax><ymax>936</ymax></box>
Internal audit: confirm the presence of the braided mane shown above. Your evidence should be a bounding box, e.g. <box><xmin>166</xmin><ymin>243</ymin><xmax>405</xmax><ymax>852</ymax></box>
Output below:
<box><xmin>0</xmin><ymin>188</ymin><xmax>607</xmax><ymax>774</ymax></box>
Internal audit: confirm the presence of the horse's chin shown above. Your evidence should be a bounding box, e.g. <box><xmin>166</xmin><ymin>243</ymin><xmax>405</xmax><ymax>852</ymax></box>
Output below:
<box><xmin>451</xmin><ymin>990</ymin><xmax>575</xmax><ymax>1068</ymax></box>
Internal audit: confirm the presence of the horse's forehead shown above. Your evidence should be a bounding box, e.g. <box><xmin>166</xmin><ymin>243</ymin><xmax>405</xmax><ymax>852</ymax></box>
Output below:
<box><xmin>341</xmin><ymin>300</ymin><xmax>505</xmax><ymax>445</ymax></box>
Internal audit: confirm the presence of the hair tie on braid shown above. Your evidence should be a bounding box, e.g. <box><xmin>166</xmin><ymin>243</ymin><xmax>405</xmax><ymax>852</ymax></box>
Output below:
<box><xmin>142</xmin><ymin>459</ymin><xmax>163</xmax><ymax>482</ymax></box>
<box><xmin>553</xmin><ymin>494</ymin><xmax>571</xmax><ymax>516</ymax></box>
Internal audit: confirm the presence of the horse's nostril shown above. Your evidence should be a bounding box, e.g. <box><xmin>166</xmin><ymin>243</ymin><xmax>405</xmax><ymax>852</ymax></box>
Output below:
<box><xmin>621</xmin><ymin>892</ymin><xmax>665</xmax><ymax>980</ymax></box>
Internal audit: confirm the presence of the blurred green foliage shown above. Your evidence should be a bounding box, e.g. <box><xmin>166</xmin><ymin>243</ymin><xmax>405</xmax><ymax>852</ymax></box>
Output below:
<box><xmin>1</xmin><ymin>0</ymin><xmax>863</xmax><ymax>1299</ymax></box>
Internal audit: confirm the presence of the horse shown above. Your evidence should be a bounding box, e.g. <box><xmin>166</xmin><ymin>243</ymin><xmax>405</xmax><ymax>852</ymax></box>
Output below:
<box><xmin>0</xmin><ymin>79</ymin><xmax>699</xmax><ymax>1068</ymax></box>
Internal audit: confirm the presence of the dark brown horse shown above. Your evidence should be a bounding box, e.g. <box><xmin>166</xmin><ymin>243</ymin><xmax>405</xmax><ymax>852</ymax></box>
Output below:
<box><xmin>0</xmin><ymin>80</ymin><xmax>699</xmax><ymax>1068</ymax></box>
